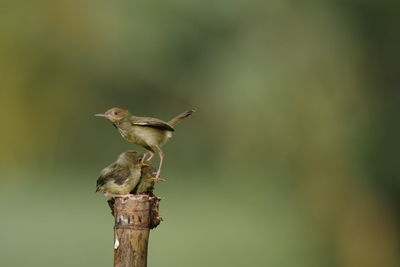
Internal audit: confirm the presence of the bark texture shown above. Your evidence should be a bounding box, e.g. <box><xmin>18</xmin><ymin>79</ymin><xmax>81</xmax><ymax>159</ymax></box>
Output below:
<box><xmin>108</xmin><ymin>195</ymin><xmax>162</xmax><ymax>267</ymax></box>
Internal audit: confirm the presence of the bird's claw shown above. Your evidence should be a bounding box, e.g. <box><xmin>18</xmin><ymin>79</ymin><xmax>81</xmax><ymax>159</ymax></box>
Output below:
<box><xmin>152</xmin><ymin>170</ymin><xmax>162</xmax><ymax>178</ymax></box>
<box><xmin>141</xmin><ymin>162</ymin><xmax>152</xmax><ymax>167</ymax></box>
<box><xmin>149</xmin><ymin>176</ymin><xmax>166</xmax><ymax>182</ymax></box>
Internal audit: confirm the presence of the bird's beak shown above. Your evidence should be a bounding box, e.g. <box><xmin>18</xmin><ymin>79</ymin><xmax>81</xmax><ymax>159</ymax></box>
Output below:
<box><xmin>95</xmin><ymin>113</ymin><xmax>108</xmax><ymax>118</ymax></box>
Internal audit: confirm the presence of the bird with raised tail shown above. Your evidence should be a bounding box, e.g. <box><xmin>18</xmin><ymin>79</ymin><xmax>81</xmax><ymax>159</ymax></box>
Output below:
<box><xmin>96</xmin><ymin>151</ymin><xmax>144</xmax><ymax>198</ymax></box>
<box><xmin>95</xmin><ymin>108</ymin><xmax>194</xmax><ymax>178</ymax></box>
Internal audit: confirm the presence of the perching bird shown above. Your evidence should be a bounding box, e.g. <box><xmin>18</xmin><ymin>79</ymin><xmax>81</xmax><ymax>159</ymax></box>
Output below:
<box><xmin>96</xmin><ymin>151</ymin><xmax>144</xmax><ymax>198</ymax></box>
<box><xmin>133</xmin><ymin>165</ymin><xmax>165</xmax><ymax>195</ymax></box>
<box><xmin>95</xmin><ymin>108</ymin><xmax>194</xmax><ymax>178</ymax></box>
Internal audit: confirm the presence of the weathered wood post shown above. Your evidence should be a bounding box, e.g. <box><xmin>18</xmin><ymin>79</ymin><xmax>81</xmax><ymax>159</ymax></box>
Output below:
<box><xmin>108</xmin><ymin>195</ymin><xmax>162</xmax><ymax>267</ymax></box>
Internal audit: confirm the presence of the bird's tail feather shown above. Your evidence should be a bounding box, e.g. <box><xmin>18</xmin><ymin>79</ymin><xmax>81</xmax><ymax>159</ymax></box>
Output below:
<box><xmin>168</xmin><ymin>110</ymin><xmax>195</xmax><ymax>126</ymax></box>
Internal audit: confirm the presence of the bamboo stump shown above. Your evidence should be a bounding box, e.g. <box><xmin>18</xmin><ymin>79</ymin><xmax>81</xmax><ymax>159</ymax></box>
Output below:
<box><xmin>108</xmin><ymin>195</ymin><xmax>162</xmax><ymax>267</ymax></box>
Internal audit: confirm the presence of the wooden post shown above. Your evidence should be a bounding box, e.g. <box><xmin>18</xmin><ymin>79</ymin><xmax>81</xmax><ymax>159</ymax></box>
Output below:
<box><xmin>108</xmin><ymin>195</ymin><xmax>162</xmax><ymax>267</ymax></box>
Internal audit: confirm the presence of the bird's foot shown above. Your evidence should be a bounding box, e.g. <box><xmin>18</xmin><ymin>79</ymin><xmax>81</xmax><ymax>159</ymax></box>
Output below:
<box><xmin>154</xmin><ymin>169</ymin><xmax>162</xmax><ymax>179</ymax></box>
<box><xmin>141</xmin><ymin>152</ymin><xmax>155</xmax><ymax>163</ymax></box>
<box><xmin>141</xmin><ymin>162</ymin><xmax>152</xmax><ymax>167</ymax></box>
<box><xmin>149</xmin><ymin>176</ymin><xmax>166</xmax><ymax>182</ymax></box>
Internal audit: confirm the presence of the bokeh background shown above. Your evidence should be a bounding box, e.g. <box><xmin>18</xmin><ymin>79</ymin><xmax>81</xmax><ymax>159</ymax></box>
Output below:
<box><xmin>1</xmin><ymin>0</ymin><xmax>399</xmax><ymax>266</ymax></box>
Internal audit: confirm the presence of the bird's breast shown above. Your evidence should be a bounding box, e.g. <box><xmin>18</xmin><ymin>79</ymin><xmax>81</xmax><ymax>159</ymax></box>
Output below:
<box><xmin>119</xmin><ymin>126</ymin><xmax>171</xmax><ymax>147</ymax></box>
<box><xmin>118</xmin><ymin>128</ymin><xmax>132</xmax><ymax>141</ymax></box>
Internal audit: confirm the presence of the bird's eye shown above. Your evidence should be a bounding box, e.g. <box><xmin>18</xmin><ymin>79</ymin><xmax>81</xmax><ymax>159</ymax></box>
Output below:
<box><xmin>113</xmin><ymin>111</ymin><xmax>118</xmax><ymax>115</ymax></box>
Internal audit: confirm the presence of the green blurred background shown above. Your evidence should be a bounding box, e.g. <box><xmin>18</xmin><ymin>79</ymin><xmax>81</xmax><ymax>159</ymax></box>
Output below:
<box><xmin>1</xmin><ymin>0</ymin><xmax>399</xmax><ymax>266</ymax></box>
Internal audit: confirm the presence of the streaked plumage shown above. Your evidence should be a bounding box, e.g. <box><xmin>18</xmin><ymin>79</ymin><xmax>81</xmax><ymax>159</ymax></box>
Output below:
<box><xmin>96</xmin><ymin>151</ymin><xmax>144</xmax><ymax>196</ymax></box>
<box><xmin>95</xmin><ymin>108</ymin><xmax>194</xmax><ymax>177</ymax></box>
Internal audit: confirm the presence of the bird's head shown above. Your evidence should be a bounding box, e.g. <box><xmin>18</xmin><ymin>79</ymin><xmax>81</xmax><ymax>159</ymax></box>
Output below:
<box><xmin>118</xmin><ymin>151</ymin><xmax>144</xmax><ymax>165</ymax></box>
<box><xmin>95</xmin><ymin>107</ymin><xmax>130</xmax><ymax>123</ymax></box>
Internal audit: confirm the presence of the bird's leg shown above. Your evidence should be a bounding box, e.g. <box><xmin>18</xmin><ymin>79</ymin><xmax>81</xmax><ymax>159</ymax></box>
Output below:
<box><xmin>156</xmin><ymin>151</ymin><xmax>164</xmax><ymax>178</ymax></box>
<box><xmin>141</xmin><ymin>151</ymin><xmax>155</xmax><ymax>167</ymax></box>
<box><xmin>147</xmin><ymin>151</ymin><xmax>155</xmax><ymax>161</ymax></box>
<box><xmin>141</xmin><ymin>152</ymin><xmax>148</xmax><ymax>164</ymax></box>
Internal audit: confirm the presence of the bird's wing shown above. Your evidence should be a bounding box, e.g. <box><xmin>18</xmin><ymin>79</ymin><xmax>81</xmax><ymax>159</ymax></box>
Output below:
<box><xmin>96</xmin><ymin>163</ymin><xmax>130</xmax><ymax>191</ymax></box>
<box><xmin>131</xmin><ymin>116</ymin><xmax>175</xmax><ymax>131</ymax></box>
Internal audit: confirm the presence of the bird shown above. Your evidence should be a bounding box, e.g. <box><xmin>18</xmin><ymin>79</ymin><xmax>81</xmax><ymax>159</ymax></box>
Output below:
<box><xmin>95</xmin><ymin>107</ymin><xmax>194</xmax><ymax>178</ymax></box>
<box><xmin>96</xmin><ymin>151</ymin><xmax>144</xmax><ymax>198</ymax></box>
<box><xmin>133</xmin><ymin>164</ymin><xmax>165</xmax><ymax>195</ymax></box>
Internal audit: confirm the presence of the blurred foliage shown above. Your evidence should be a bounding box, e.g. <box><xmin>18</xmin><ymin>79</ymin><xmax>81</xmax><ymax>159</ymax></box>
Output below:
<box><xmin>0</xmin><ymin>0</ymin><xmax>399</xmax><ymax>266</ymax></box>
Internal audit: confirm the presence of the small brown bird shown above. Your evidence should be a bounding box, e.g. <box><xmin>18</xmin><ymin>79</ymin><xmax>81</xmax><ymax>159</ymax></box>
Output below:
<box><xmin>133</xmin><ymin>165</ymin><xmax>165</xmax><ymax>195</ymax></box>
<box><xmin>96</xmin><ymin>151</ymin><xmax>144</xmax><ymax>198</ymax></box>
<box><xmin>95</xmin><ymin>108</ymin><xmax>194</xmax><ymax>177</ymax></box>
